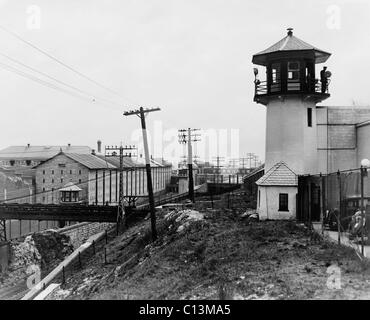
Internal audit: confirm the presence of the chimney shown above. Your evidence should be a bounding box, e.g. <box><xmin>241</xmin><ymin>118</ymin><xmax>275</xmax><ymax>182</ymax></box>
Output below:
<box><xmin>287</xmin><ymin>27</ymin><xmax>293</xmax><ymax>36</ymax></box>
<box><xmin>68</xmin><ymin>143</ymin><xmax>71</xmax><ymax>147</ymax></box>
<box><xmin>27</xmin><ymin>143</ymin><xmax>30</xmax><ymax>148</ymax></box>
<box><xmin>97</xmin><ymin>140</ymin><xmax>102</xmax><ymax>154</ymax></box>
<box><xmin>91</xmin><ymin>149</ymin><xmax>96</xmax><ymax>155</ymax></box>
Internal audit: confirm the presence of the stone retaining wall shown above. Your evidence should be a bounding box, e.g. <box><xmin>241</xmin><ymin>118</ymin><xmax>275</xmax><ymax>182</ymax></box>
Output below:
<box><xmin>59</xmin><ymin>222</ymin><xmax>115</xmax><ymax>248</ymax></box>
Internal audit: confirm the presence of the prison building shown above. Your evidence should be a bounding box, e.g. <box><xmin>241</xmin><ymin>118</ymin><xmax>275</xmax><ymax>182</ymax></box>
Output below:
<box><xmin>34</xmin><ymin>152</ymin><xmax>172</xmax><ymax>205</ymax></box>
<box><xmin>95</xmin><ymin>156</ymin><xmax>173</xmax><ymax>204</ymax></box>
<box><xmin>0</xmin><ymin>144</ymin><xmax>91</xmax><ymax>168</ymax></box>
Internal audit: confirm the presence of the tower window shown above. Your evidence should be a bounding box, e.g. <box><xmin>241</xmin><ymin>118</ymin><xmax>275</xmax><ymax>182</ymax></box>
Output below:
<box><xmin>271</xmin><ymin>63</ymin><xmax>281</xmax><ymax>93</ymax></box>
<box><xmin>279</xmin><ymin>193</ymin><xmax>289</xmax><ymax>211</ymax></box>
<box><xmin>307</xmin><ymin>108</ymin><xmax>312</xmax><ymax>127</ymax></box>
<box><xmin>287</xmin><ymin>61</ymin><xmax>300</xmax><ymax>91</ymax></box>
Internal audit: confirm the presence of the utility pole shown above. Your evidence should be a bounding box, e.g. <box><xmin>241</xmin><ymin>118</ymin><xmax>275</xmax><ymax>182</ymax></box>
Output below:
<box><xmin>229</xmin><ymin>158</ymin><xmax>239</xmax><ymax>169</ymax></box>
<box><xmin>253</xmin><ymin>155</ymin><xmax>259</xmax><ymax>168</ymax></box>
<box><xmin>178</xmin><ymin>128</ymin><xmax>201</xmax><ymax>203</ymax></box>
<box><xmin>124</xmin><ymin>107</ymin><xmax>160</xmax><ymax>241</ymax></box>
<box><xmin>105</xmin><ymin>144</ymin><xmax>137</xmax><ymax>232</ymax></box>
<box><xmin>239</xmin><ymin>158</ymin><xmax>248</xmax><ymax>169</ymax></box>
<box><xmin>246</xmin><ymin>153</ymin><xmax>255</xmax><ymax>169</ymax></box>
<box><xmin>212</xmin><ymin>156</ymin><xmax>225</xmax><ymax>185</ymax></box>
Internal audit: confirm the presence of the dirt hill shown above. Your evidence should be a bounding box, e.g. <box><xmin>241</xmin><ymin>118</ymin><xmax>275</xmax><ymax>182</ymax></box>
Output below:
<box><xmin>48</xmin><ymin>192</ymin><xmax>370</xmax><ymax>300</ymax></box>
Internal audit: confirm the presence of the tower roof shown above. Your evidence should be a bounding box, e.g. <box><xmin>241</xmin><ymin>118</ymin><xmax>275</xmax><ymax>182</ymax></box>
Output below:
<box><xmin>256</xmin><ymin>161</ymin><xmax>297</xmax><ymax>186</ymax></box>
<box><xmin>252</xmin><ymin>29</ymin><xmax>331</xmax><ymax>66</ymax></box>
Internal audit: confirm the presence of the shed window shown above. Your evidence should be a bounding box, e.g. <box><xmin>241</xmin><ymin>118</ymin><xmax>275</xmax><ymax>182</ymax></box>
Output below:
<box><xmin>279</xmin><ymin>193</ymin><xmax>289</xmax><ymax>211</ymax></box>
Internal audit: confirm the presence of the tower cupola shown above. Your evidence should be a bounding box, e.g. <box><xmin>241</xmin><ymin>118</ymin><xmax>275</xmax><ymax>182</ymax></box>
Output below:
<box><xmin>252</xmin><ymin>28</ymin><xmax>332</xmax><ymax>105</ymax></box>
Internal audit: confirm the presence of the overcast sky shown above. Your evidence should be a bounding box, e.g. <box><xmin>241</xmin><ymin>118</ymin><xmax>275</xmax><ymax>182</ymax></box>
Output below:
<box><xmin>0</xmin><ymin>0</ymin><xmax>369</xmax><ymax>164</ymax></box>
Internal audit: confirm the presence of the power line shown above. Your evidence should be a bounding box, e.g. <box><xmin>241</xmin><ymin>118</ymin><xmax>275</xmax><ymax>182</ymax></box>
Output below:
<box><xmin>0</xmin><ymin>24</ymin><xmax>139</xmax><ymax>106</ymax></box>
<box><xmin>0</xmin><ymin>51</ymin><xmax>122</xmax><ymax>108</ymax></box>
<box><xmin>0</xmin><ymin>60</ymin><xmax>119</xmax><ymax>110</ymax></box>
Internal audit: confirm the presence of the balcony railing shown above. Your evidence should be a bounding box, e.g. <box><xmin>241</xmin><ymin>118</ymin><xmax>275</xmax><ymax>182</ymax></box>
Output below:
<box><xmin>254</xmin><ymin>79</ymin><xmax>330</xmax><ymax>96</ymax></box>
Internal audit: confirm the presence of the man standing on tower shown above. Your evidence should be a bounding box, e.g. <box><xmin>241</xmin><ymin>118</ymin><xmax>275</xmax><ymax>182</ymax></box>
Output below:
<box><xmin>320</xmin><ymin>66</ymin><xmax>328</xmax><ymax>93</ymax></box>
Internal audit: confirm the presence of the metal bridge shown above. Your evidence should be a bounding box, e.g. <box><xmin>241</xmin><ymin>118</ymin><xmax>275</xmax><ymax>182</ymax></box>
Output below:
<box><xmin>0</xmin><ymin>192</ymin><xmax>191</xmax><ymax>224</ymax></box>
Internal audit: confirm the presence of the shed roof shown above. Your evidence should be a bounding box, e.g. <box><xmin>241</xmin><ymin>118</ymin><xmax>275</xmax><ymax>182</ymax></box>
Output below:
<box><xmin>59</xmin><ymin>182</ymin><xmax>82</xmax><ymax>192</ymax></box>
<box><xmin>252</xmin><ymin>29</ymin><xmax>331</xmax><ymax>66</ymax></box>
<box><xmin>256</xmin><ymin>162</ymin><xmax>297</xmax><ymax>186</ymax></box>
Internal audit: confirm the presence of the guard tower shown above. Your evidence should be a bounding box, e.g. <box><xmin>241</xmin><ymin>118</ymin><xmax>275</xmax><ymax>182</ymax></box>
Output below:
<box><xmin>253</xmin><ymin>28</ymin><xmax>331</xmax><ymax>174</ymax></box>
<box><xmin>253</xmin><ymin>28</ymin><xmax>332</xmax><ymax>219</ymax></box>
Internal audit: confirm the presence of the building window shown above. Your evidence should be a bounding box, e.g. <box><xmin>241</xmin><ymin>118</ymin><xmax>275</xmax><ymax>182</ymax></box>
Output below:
<box><xmin>43</xmin><ymin>170</ymin><xmax>45</xmax><ymax>175</ymax></box>
<box><xmin>79</xmin><ymin>170</ymin><xmax>82</xmax><ymax>175</ymax></box>
<box><xmin>79</xmin><ymin>179</ymin><xmax>82</xmax><ymax>184</ymax></box>
<box><xmin>70</xmin><ymin>170</ymin><xmax>73</xmax><ymax>175</ymax></box>
<box><xmin>279</xmin><ymin>193</ymin><xmax>289</xmax><ymax>212</ymax></box>
<box><xmin>26</xmin><ymin>160</ymin><xmax>31</xmax><ymax>166</ymax></box>
<box><xmin>61</xmin><ymin>178</ymin><xmax>64</xmax><ymax>183</ymax></box>
<box><xmin>10</xmin><ymin>160</ymin><xmax>15</xmax><ymax>166</ymax></box>
<box><xmin>42</xmin><ymin>187</ymin><xmax>45</xmax><ymax>192</ymax></box>
<box><xmin>52</xmin><ymin>170</ymin><xmax>54</xmax><ymax>175</ymax></box>
<box><xmin>61</xmin><ymin>170</ymin><xmax>64</xmax><ymax>175</ymax></box>
<box><xmin>307</xmin><ymin>108</ymin><xmax>312</xmax><ymax>127</ymax></box>
<box><xmin>42</xmin><ymin>178</ymin><xmax>45</xmax><ymax>184</ymax></box>
<box><xmin>52</xmin><ymin>179</ymin><xmax>54</xmax><ymax>184</ymax></box>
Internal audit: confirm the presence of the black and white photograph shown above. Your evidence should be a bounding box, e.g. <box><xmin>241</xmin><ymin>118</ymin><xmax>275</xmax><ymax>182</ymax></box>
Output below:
<box><xmin>0</xmin><ymin>0</ymin><xmax>370</xmax><ymax>310</ymax></box>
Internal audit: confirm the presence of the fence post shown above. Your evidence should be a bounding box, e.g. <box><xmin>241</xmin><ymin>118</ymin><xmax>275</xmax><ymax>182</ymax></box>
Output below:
<box><xmin>320</xmin><ymin>173</ymin><xmax>325</xmax><ymax>235</ymax></box>
<box><xmin>361</xmin><ymin>166</ymin><xmax>365</xmax><ymax>256</ymax></box>
<box><xmin>337</xmin><ymin>170</ymin><xmax>341</xmax><ymax>245</ymax></box>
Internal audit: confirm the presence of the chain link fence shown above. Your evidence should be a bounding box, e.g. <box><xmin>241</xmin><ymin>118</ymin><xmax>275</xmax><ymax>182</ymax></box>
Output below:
<box><xmin>298</xmin><ymin>168</ymin><xmax>370</xmax><ymax>256</ymax></box>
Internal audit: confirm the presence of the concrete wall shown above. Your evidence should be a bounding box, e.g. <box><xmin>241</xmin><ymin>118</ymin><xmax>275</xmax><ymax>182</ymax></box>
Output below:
<box><xmin>265</xmin><ymin>97</ymin><xmax>317</xmax><ymax>175</ymax></box>
<box><xmin>357</xmin><ymin>123</ymin><xmax>370</xmax><ymax>166</ymax></box>
<box><xmin>316</xmin><ymin>107</ymin><xmax>370</xmax><ymax>174</ymax></box>
<box><xmin>257</xmin><ymin>185</ymin><xmax>297</xmax><ymax>220</ymax></box>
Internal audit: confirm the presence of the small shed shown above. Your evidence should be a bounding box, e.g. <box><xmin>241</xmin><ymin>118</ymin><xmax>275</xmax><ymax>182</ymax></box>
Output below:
<box><xmin>59</xmin><ymin>182</ymin><xmax>82</xmax><ymax>203</ymax></box>
<box><xmin>256</xmin><ymin>162</ymin><xmax>298</xmax><ymax>220</ymax></box>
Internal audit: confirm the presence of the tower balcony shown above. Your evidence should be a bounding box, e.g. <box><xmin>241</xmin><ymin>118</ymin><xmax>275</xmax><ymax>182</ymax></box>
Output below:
<box><xmin>254</xmin><ymin>78</ymin><xmax>330</xmax><ymax>105</ymax></box>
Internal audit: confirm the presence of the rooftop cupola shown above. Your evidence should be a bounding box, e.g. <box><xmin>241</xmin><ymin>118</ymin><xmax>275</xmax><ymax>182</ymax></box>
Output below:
<box><xmin>252</xmin><ymin>28</ymin><xmax>332</xmax><ymax>105</ymax></box>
